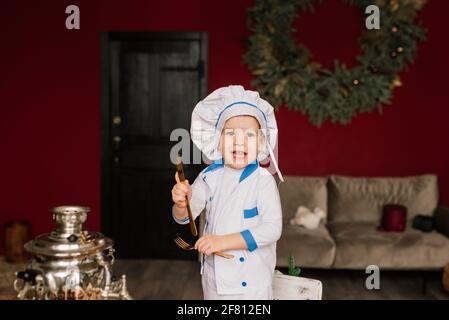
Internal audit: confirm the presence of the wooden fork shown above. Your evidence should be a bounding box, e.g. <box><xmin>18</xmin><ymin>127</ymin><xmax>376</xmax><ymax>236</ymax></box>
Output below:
<box><xmin>174</xmin><ymin>236</ymin><xmax>234</xmax><ymax>259</ymax></box>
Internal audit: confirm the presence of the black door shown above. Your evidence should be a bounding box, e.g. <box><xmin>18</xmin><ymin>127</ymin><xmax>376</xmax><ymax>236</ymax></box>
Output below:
<box><xmin>101</xmin><ymin>32</ymin><xmax>208</xmax><ymax>259</ymax></box>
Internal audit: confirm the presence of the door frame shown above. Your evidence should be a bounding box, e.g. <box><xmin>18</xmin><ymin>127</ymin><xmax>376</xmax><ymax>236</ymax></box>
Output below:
<box><xmin>100</xmin><ymin>31</ymin><xmax>208</xmax><ymax>239</ymax></box>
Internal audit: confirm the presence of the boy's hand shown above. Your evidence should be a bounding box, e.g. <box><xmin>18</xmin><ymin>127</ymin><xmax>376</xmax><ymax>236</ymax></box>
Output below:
<box><xmin>194</xmin><ymin>235</ymin><xmax>225</xmax><ymax>256</ymax></box>
<box><xmin>171</xmin><ymin>172</ymin><xmax>192</xmax><ymax>209</ymax></box>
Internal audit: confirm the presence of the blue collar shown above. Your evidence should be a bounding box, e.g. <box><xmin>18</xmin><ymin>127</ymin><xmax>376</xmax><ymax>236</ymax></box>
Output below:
<box><xmin>239</xmin><ymin>159</ymin><xmax>259</xmax><ymax>183</ymax></box>
<box><xmin>204</xmin><ymin>158</ymin><xmax>259</xmax><ymax>183</ymax></box>
<box><xmin>204</xmin><ymin>158</ymin><xmax>224</xmax><ymax>173</ymax></box>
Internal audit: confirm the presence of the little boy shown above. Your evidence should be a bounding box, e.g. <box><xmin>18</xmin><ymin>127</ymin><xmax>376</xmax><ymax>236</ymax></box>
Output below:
<box><xmin>171</xmin><ymin>85</ymin><xmax>283</xmax><ymax>299</ymax></box>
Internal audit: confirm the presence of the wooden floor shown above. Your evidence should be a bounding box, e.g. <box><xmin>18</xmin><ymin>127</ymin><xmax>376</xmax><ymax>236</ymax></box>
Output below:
<box><xmin>112</xmin><ymin>259</ymin><xmax>449</xmax><ymax>300</ymax></box>
<box><xmin>2</xmin><ymin>259</ymin><xmax>449</xmax><ymax>300</ymax></box>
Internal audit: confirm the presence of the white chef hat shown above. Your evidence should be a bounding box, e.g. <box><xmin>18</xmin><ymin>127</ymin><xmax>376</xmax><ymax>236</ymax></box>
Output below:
<box><xmin>190</xmin><ymin>85</ymin><xmax>283</xmax><ymax>182</ymax></box>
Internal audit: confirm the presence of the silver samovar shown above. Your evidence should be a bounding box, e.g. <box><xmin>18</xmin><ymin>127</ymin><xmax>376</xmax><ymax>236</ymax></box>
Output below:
<box><xmin>13</xmin><ymin>206</ymin><xmax>132</xmax><ymax>300</ymax></box>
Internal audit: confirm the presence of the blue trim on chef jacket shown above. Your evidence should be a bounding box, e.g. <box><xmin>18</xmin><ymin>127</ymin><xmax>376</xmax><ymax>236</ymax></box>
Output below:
<box><xmin>239</xmin><ymin>160</ymin><xmax>259</xmax><ymax>183</ymax></box>
<box><xmin>215</xmin><ymin>101</ymin><xmax>267</xmax><ymax>129</ymax></box>
<box><xmin>243</xmin><ymin>207</ymin><xmax>259</xmax><ymax>219</ymax></box>
<box><xmin>204</xmin><ymin>158</ymin><xmax>224</xmax><ymax>173</ymax></box>
<box><xmin>240</xmin><ymin>229</ymin><xmax>258</xmax><ymax>252</ymax></box>
<box><xmin>172</xmin><ymin>210</ymin><xmax>189</xmax><ymax>224</ymax></box>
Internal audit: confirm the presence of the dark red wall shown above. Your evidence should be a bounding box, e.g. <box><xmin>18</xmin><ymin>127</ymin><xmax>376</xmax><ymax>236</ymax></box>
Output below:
<box><xmin>1</xmin><ymin>0</ymin><xmax>448</xmax><ymax>253</ymax></box>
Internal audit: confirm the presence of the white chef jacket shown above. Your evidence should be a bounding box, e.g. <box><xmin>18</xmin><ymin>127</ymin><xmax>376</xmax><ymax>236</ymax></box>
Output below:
<box><xmin>204</xmin><ymin>165</ymin><xmax>243</xmax><ymax>268</ymax></box>
<box><xmin>172</xmin><ymin>159</ymin><xmax>283</xmax><ymax>295</ymax></box>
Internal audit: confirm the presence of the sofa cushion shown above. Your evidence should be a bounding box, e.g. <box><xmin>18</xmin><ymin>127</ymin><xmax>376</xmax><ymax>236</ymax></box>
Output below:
<box><xmin>328</xmin><ymin>222</ymin><xmax>449</xmax><ymax>269</ymax></box>
<box><xmin>328</xmin><ymin>174</ymin><xmax>438</xmax><ymax>223</ymax></box>
<box><xmin>276</xmin><ymin>225</ymin><xmax>336</xmax><ymax>268</ymax></box>
<box><xmin>279</xmin><ymin>176</ymin><xmax>328</xmax><ymax>224</ymax></box>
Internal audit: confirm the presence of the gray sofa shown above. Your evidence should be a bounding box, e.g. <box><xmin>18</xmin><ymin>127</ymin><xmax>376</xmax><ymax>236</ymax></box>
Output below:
<box><xmin>276</xmin><ymin>174</ymin><xmax>449</xmax><ymax>270</ymax></box>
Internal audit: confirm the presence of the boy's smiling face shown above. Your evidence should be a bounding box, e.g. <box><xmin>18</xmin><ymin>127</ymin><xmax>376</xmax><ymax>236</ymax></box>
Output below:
<box><xmin>220</xmin><ymin>115</ymin><xmax>263</xmax><ymax>169</ymax></box>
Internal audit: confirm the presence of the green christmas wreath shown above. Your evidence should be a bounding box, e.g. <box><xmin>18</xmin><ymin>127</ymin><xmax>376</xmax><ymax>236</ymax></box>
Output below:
<box><xmin>244</xmin><ymin>0</ymin><xmax>427</xmax><ymax>126</ymax></box>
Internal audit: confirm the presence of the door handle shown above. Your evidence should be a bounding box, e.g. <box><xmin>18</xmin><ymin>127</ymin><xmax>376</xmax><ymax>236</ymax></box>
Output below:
<box><xmin>113</xmin><ymin>136</ymin><xmax>121</xmax><ymax>149</ymax></box>
<box><xmin>112</xmin><ymin>116</ymin><xmax>121</xmax><ymax>125</ymax></box>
